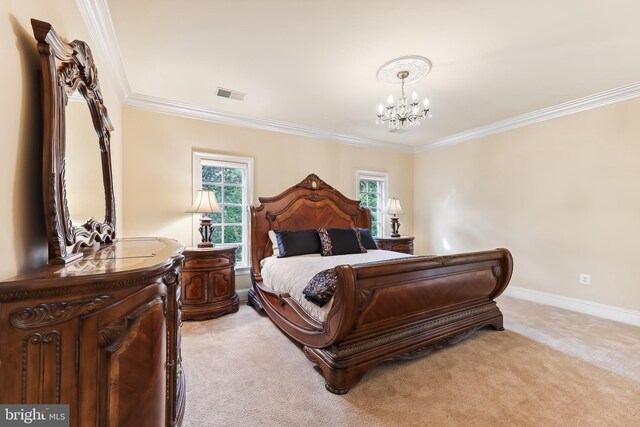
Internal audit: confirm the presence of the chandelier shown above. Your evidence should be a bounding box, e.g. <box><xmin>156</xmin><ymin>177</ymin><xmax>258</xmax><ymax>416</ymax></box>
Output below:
<box><xmin>375</xmin><ymin>56</ymin><xmax>432</xmax><ymax>130</ymax></box>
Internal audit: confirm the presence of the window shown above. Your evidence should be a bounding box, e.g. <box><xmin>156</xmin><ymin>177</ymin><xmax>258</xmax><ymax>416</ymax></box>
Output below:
<box><xmin>356</xmin><ymin>171</ymin><xmax>387</xmax><ymax>237</ymax></box>
<box><xmin>193</xmin><ymin>152</ymin><xmax>253</xmax><ymax>268</ymax></box>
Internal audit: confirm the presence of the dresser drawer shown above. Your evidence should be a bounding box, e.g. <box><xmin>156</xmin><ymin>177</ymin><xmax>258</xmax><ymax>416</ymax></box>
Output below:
<box><xmin>373</xmin><ymin>236</ymin><xmax>415</xmax><ymax>255</ymax></box>
<box><xmin>183</xmin><ymin>254</ymin><xmax>233</xmax><ymax>269</ymax></box>
<box><xmin>387</xmin><ymin>241</ymin><xmax>414</xmax><ymax>254</ymax></box>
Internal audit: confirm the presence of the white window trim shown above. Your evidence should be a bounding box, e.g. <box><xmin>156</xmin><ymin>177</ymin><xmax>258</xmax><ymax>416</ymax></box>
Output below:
<box><xmin>355</xmin><ymin>170</ymin><xmax>388</xmax><ymax>237</ymax></box>
<box><xmin>193</xmin><ymin>151</ymin><xmax>254</xmax><ymax>270</ymax></box>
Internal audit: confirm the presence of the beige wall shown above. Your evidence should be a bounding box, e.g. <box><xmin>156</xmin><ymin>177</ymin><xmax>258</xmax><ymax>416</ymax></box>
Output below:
<box><xmin>4</xmin><ymin>2</ymin><xmax>636</xmax><ymax>313</ymax></box>
<box><xmin>121</xmin><ymin>107</ymin><xmax>414</xmax><ymax>291</ymax></box>
<box><xmin>414</xmin><ymin>98</ymin><xmax>640</xmax><ymax>311</ymax></box>
<box><xmin>0</xmin><ymin>0</ymin><xmax>123</xmax><ymax>279</ymax></box>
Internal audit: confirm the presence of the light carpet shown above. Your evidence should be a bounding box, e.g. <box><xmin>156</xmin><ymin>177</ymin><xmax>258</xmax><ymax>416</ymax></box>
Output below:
<box><xmin>181</xmin><ymin>296</ymin><xmax>640</xmax><ymax>426</ymax></box>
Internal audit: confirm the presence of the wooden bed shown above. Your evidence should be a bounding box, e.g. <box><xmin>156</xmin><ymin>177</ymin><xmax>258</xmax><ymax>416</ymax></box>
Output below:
<box><xmin>248</xmin><ymin>174</ymin><xmax>513</xmax><ymax>394</ymax></box>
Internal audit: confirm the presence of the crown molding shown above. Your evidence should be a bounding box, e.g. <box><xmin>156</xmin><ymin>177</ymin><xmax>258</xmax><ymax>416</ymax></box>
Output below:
<box><xmin>125</xmin><ymin>93</ymin><xmax>415</xmax><ymax>152</ymax></box>
<box><xmin>77</xmin><ymin>0</ymin><xmax>640</xmax><ymax>155</ymax></box>
<box><xmin>76</xmin><ymin>0</ymin><xmax>131</xmax><ymax>102</ymax></box>
<box><xmin>75</xmin><ymin>0</ymin><xmax>413</xmax><ymax>153</ymax></box>
<box><xmin>415</xmin><ymin>82</ymin><xmax>640</xmax><ymax>153</ymax></box>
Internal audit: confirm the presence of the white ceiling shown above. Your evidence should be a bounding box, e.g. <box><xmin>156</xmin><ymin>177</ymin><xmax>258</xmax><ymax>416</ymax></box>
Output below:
<box><xmin>102</xmin><ymin>0</ymin><xmax>640</xmax><ymax>150</ymax></box>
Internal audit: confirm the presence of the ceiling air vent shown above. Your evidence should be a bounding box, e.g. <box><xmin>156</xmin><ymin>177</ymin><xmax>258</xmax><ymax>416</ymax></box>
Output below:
<box><xmin>216</xmin><ymin>87</ymin><xmax>245</xmax><ymax>101</ymax></box>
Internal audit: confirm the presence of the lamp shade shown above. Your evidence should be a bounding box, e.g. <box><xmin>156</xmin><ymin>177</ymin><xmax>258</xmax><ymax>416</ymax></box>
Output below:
<box><xmin>186</xmin><ymin>190</ymin><xmax>222</xmax><ymax>214</ymax></box>
<box><xmin>384</xmin><ymin>198</ymin><xmax>404</xmax><ymax>216</ymax></box>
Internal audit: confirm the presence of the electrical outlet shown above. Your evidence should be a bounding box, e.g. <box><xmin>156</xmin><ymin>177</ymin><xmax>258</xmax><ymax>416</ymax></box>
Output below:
<box><xmin>579</xmin><ymin>274</ymin><xmax>591</xmax><ymax>285</ymax></box>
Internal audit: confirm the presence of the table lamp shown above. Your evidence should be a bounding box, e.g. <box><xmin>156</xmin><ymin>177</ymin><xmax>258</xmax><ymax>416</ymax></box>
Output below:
<box><xmin>384</xmin><ymin>198</ymin><xmax>404</xmax><ymax>237</ymax></box>
<box><xmin>186</xmin><ymin>190</ymin><xmax>222</xmax><ymax>247</ymax></box>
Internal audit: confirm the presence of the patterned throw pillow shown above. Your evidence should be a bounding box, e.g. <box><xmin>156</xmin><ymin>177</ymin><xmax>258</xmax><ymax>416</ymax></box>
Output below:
<box><xmin>317</xmin><ymin>228</ymin><xmax>367</xmax><ymax>256</ymax></box>
<box><xmin>302</xmin><ymin>268</ymin><xmax>338</xmax><ymax>307</ymax></box>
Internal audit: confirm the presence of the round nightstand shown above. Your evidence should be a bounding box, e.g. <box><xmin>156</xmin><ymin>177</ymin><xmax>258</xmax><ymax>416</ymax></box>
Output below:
<box><xmin>181</xmin><ymin>245</ymin><xmax>239</xmax><ymax>320</ymax></box>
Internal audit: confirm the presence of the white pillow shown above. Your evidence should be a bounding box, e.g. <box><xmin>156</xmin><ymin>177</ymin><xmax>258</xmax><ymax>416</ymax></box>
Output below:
<box><xmin>268</xmin><ymin>230</ymin><xmax>280</xmax><ymax>257</ymax></box>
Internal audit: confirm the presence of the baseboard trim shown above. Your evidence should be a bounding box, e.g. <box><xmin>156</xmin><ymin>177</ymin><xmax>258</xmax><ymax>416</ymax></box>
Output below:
<box><xmin>503</xmin><ymin>286</ymin><xmax>640</xmax><ymax>327</ymax></box>
<box><xmin>237</xmin><ymin>288</ymin><xmax>249</xmax><ymax>303</ymax></box>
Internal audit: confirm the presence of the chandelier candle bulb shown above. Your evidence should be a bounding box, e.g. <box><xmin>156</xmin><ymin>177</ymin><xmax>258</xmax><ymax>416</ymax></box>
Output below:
<box><xmin>387</xmin><ymin>95</ymin><xmax>394</xmax><ymax>105</ymax></box>
<box><xmin>412</xmin><ymin>91</ymin><xmax>418</xmax><ymax>100</ymax></box>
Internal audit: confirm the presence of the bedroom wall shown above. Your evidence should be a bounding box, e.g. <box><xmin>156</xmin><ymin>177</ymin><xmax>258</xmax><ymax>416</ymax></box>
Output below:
<box><xmin>121</xmin><ymin>107</ymin><xmax>414</xmax><ymax>292</ymax></box>
<box><xmin>413</xmin><ymin>97</ymin><xmax>640</xmax><ymax>311</ymax></box>
<box><xmin>0</xmin><ymin>0</ymin><xmax>123</xmax><ymax>280</ymax></box>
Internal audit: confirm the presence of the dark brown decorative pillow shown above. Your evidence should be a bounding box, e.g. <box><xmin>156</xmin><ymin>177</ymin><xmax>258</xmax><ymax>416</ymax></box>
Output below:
<box><xmin>357</xmin><ymin>228</ymin><xmax>378</xmax><ymax>250</ymax></box>
<box><xmin>274</xmin><ymin>229</ymin><xmax>321</xmax><ymax>258</ymax></box>
<box><xmin>318</xmin><ymin>228</ymin><xmax>367</xmax><ymax>256</ymax></box>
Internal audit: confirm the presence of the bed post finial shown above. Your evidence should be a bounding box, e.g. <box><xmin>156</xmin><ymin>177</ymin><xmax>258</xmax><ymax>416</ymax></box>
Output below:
<box><xmin>296</xmin><ymin>174</ymin><xmax>333</xmax><ymax>191</ymax></box>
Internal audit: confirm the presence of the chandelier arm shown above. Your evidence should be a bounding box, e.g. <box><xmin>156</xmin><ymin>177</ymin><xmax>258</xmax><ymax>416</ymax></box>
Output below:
<box><xmin>376</xmin><ymin>70</ymin><xmax>430</xmax><ymax>130</ymax></box>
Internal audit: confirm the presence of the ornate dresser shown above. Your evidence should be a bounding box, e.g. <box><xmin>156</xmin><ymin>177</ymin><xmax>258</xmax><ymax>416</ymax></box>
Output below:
<box><xmin>0</xmin><ymin>238</ymin><xmax>185</xmax><ymax>426</ymax></box>
<box><xmin>0</xmin><ymin>20</ymin><xmax>186</xmax><ymax>426</ymax></box>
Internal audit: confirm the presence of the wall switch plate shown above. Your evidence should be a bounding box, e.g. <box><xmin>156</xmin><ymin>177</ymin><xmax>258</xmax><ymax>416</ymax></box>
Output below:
<box><xmin>579</xmin><ymin>274</ymin><xmax>591</xmax><ymax>285</ymax></box>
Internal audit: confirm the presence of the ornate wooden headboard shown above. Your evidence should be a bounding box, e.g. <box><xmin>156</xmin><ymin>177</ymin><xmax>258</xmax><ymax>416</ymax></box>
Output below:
<box><xmin>249</xmin><ymin>174</ymin><xmax>371</xmax><ymax>279</ymax></box>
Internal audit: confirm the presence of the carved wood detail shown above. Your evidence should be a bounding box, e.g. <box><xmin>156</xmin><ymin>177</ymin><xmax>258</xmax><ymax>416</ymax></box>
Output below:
<box><xmin>97</xmin><ymin>318</ymin><xmax>127</xmax><ymax>348</ymax></box>
<box><xmin>267</xmin><ymin>196</ymin><xmax>357</xmax><ymax>228</ymax></box>
<box><xmin>98</xmin><ymin>296</ymin><xmax>166</xmax><ymax>351</ymax></box>
<box><xmin>22</xmin><ymin>331</ymin><xmax>62</xmax><ymax>404</ymax></box>
<box><xmin>162</xmin><ymin>269</ymin><xmax>180</xmax><ymax>287</ymax></box>
<box><xmin>295</xmin><ymin>174</ymin><xmax>332</xmax><ymax>191</ymax></box>
<box><xmin>393</xmin><ymin>325</ymin><xmax>483</xmax><ymax>361</ymax></box>
<box><xmin>331</xmin><ymin>305</ymin><xmax>495</xmax><ymax>359</ymax></box>
<box><xmin>32</xmin><ymin>19</ymin><xmax>116</xmax><ymax>263</ymax></box>
<box><xmin>10</xmin><ymin>296</ymin><xmax>112</xmax><ymax>329</ymax></box>
<box><xmin>0</xmin><ymin>273</ymin><xmax>166</xmax><ymax>302</ymax></box>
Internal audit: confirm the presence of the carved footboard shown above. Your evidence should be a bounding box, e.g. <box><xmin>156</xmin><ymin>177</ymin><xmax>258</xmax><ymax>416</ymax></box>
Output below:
<box><xmin>252</xmin><ymin>247</ymin><xmax>513</xmax><ymax>393</ymax></box>
<box><xmin>304</xmin><ymin>248</ymin><xmax>513</xmax><ymax>393</ymax></box>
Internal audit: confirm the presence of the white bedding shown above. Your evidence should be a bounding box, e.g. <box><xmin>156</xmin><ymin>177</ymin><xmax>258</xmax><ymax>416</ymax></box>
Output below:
<box><xmin>260</xmin><ymin>250</ymin><xmax>413</xmax><ymax>322</ymax></box>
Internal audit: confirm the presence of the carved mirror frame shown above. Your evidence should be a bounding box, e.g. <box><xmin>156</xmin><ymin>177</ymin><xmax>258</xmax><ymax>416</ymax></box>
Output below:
<box><xmin>32</xmin><ymin>19</ymin><xmax>116</xmax><ymax>264</ymax></box>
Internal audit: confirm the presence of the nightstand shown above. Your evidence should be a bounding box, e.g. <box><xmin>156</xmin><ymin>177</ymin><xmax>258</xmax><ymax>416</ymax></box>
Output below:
<box><xmin>181</xmin><ymin>245</ymin><xmax>239</xmax><ymax>320</ymax></box>
<box><xmin>373</xmin><ymin>236</ymin><xmax>415</xmax><ymax>255</ymax></box>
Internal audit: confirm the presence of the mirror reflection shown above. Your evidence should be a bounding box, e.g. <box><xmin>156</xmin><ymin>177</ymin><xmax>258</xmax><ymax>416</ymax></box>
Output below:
<box><xmin>65</xmin><ymin>93</ymin><xmax>106</xmax><ymax>225</ymax></box>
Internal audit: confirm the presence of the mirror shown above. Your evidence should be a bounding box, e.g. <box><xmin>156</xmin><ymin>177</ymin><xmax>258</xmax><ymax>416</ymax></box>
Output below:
<box><xmin>32</xmin><ymin>19</ymin><xmax>116</xmax><ymax>264</ymax></box>
<box><xmin>65</xmin><ymin>95</ymin><xmax>106</xmax><ymax>225</ymax></box>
